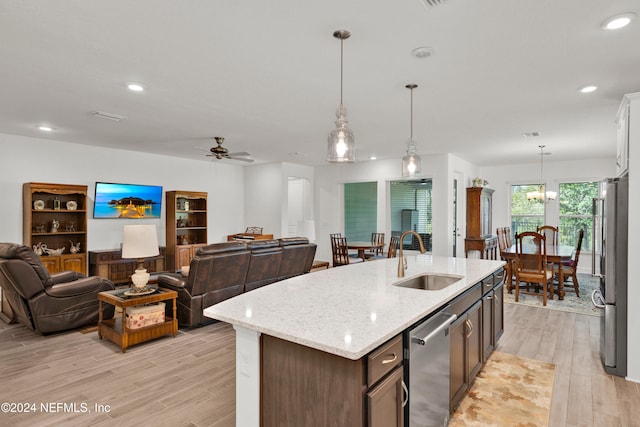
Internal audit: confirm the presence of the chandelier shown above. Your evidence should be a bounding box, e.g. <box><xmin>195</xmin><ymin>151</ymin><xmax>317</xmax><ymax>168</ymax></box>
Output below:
<box><xmin>527</xmin><ymin>145</ymin><xmax>556</xmax><ymax>203</ymax></box>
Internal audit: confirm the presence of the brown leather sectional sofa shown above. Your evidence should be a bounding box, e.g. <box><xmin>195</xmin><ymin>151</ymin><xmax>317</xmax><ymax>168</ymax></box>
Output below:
<box><xmin>158</xmin><ymin>237</ymin><xmax>316</xmax><ymax>327</ymax></box>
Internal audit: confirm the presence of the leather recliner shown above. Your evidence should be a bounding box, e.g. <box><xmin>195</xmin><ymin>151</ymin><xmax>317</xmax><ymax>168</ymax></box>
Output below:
<box><xmin>0</xmin><ymin>243</ymin><xmax>115</xmax><ymax>334</ymax></box>
<box><xmin>158</xmin><ymin>238</ymin><xmax>317</xmax><ymax>327</ymax></box>
<box><xmin>158</xmin><ymin>241</ymin><xmax>251</xmax><ymax>327</ymax></box>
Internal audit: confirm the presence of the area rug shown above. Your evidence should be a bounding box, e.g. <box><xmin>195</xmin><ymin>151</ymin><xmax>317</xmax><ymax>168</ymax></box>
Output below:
<box><xmin>449</xmin><ymin>351</ymin><xmax>556</xmax><ymax>427</ymax></box>
<box><xmin>504</xmin><ymin>273</ymin><xmax>602</xmax><ymax>316</ymax></box>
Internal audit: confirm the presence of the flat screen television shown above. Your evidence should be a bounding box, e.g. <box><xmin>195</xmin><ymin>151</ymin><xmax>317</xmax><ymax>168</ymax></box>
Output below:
<box><xmin>93</xmin><ymin>182</ymin><xmax>163</xmax><ymax>219</ymax></box>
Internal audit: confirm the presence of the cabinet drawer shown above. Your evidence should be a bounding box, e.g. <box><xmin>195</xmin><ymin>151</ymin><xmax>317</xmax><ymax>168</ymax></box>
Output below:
<box><xmin>367</xmin><ymin>334</ymin><xmax>402</xmax><ymax>386</ymax></box>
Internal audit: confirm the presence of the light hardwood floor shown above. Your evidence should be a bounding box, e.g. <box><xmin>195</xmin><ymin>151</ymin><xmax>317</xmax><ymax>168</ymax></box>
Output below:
<box><xmin>0</xmin><ymin>303</ymin><xmax>638</xmax><ymax>426</ymax></box>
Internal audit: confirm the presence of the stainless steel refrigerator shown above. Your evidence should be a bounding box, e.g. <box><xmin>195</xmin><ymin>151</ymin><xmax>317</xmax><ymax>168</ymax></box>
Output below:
<box><xmin>592</xmin><ymin>173</ymin><xmax>628</xmax><ymax>377</ymax></box>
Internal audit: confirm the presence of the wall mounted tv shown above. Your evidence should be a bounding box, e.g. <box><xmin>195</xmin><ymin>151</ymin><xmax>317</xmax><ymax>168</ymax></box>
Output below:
<box><xmin>93</xmin><ymin>182</ymin><xmax>163</xmax><ymax>219</ymax></box>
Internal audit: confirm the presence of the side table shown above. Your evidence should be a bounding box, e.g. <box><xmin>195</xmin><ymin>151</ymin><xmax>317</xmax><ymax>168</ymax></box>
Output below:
<box><xmin>98</xmin><ymin>287</ymin><xmax>178</xmax><ymax>353</ymax></box>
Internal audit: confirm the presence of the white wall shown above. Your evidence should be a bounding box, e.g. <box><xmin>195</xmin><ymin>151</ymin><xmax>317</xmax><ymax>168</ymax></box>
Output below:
<box><xmin>0</xmin><ymin>133</ymin><xmax>245</xmax><ymax>250</ymax></box>
<box><xmin>625</xmin><ymin>93</ymin><xmax>640</xmax><ymax>382</ymax></box>
<box><xmin>480</xmin><ymin>158</ymin><xmax>615</xmax><ymax>232</ymax></box>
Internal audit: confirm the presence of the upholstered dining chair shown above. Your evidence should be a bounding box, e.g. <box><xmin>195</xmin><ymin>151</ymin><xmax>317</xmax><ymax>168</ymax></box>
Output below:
<box><xmin>553</xmin><ymin>229</ymin><xmax>584</xmax><ymax>297</ymax></box>
<box><xmin>331</xmin><ymin>236</ymin><xmax>364</xmax><ymax>267</ymax></box>
<box><xmin>514</xmin><ymin>232</ymin><xmax>554</xmax><ymax>306</ymax></box>
<box><xmin>537</xmin><ymin>225</ymin><xmax>559</xmax><ymax>246</ymax></box>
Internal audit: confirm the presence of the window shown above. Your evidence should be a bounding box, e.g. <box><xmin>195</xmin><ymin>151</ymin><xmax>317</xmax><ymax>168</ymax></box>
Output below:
<box><xmin>344</xmin><ymin>182</ymin><xmax>377</xmax><ymax>241</ymax></box>
<box><xmin>510</xmin><ymin>184</ymin><xmax>545</xmax><ymax>236</ymax></box>
<box><xmin>558</xmin><ymin>181</ymin><xmax>598</xmax><ymax>250</ymax></box>
<box><xmin>390</xmin><ymin>179</ymin><xmax>432</xmax><ymax>251</ymax></box>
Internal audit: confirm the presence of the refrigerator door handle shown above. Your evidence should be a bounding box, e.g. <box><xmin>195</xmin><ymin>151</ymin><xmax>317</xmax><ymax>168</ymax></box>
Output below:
<box><xmin>591</xmin><ymin>289</ymin><xmax>605</xmax><ymax>309</ymax></box>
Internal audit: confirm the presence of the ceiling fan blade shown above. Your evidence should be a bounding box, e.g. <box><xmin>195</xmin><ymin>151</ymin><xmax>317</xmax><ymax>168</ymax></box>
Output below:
<box><xmin>228</xmin><ymin>156</ymin><xmax>254</xmax><ymax>163</ymax></box>
<box><xmin>226</xmin><ymin>152</ymin><xmax>251</xmax><ymax>157</ymax></box>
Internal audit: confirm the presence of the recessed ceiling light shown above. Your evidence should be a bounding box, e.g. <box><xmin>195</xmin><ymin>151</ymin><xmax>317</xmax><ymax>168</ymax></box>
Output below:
<box><xmin>38</xmin><ymin>125</ymin><xmax>53</xmax><ymax>132</ymax></box>
<box><xmin>579</xmin><ymin>85</ymin><xmax>598</xmax><ymax>94</ymax></box>
<box><xmin>602</xmin><ymin>12</ymin><xmax>636</xmax><ymax>30</ymax></box>
<box><xmin>412</xmin><ymin>47</ymin><xmax>434</xmax><ymax>59</ymax></box>
<box><xmin>127</xmin><ymin>83</ymin><xmax>144</xmax><ymax>92</ymax></box>
<box><xmin>369</xmin><ymin>156</ymin><xmax>377</xmax><ymax>160</ymax></box>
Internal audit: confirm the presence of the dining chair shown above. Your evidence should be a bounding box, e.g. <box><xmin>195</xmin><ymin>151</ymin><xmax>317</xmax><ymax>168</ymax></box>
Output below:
<box><xmin>514</xmin><ymin>231</ymin><xmax>554</xmax><ymax>306</ymax></box>
<box><xmin>496</xmin><ymin>227</ymin><xmax>513</xmax><ymax>286</ymax></box>
<box><xmin>367</xmin><ymin>235</ymin><xmax>400</xmax><ymax>261</ymax></box>
<box><xmin>331</xmin><ymin>236</ymin><xmax>363</xmax><ymax>267</ymax></box>
<box><xmin>553</xmin><ymin>229</ymin><xmax>584</xmax><ymax>297</ymax></box>
<box><xmin>537</xmin><ymin>225</ymin><xmax>559</xmax><ymax>246</ymax></box>
<box><xmin>504</xmin><ymin>226</ymin><xmax>512</xmax><ymax>247</ymax></box>
<box><xmin>367</xmin><ymin>232</ymin><xmax>385</xmax><ymax>257</ymax></box>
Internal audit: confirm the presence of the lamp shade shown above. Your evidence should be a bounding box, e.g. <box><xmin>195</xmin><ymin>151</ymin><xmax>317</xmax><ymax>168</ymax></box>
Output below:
<box><xmin>122</xmin><ymin>224</ymin><xmax>160</xmax><ymax>259</ymax></box>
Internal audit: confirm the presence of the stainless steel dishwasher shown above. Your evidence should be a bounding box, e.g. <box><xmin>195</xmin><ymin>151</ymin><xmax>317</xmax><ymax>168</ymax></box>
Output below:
<box><xmin>404</xmin><ymin>309</ymin><xmax>457</xmax><ymax>427</ymax></box>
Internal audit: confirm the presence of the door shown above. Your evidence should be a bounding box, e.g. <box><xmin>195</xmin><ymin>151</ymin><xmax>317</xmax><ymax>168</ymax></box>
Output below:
<box><xmin>482</xmin><ymin>291</ymin><xmax>494</xmax><ymax>361</ymax></box>
<box><xmin>367</xmin><ymin>366</ymin><xmax>404</xmax><ymax>427</ymax></box>
<box><xmin>449</xmin><ymin>313</ymin><xmax>467</xmax><ymax>410</ymax></box>
<box><xmin>466</xmin><ymin>301</ymin><xmax>483</xmax><ymax>381</ymax></box>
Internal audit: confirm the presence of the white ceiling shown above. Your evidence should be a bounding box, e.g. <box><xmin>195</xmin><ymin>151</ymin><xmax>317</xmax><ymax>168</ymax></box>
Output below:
<box><xmin>1</xmin><ymin>0</ymin><xmax>639</xmax><ymax>167</ymax></box>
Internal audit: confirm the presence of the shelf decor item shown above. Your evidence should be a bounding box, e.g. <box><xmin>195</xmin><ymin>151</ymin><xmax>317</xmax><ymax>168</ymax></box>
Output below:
<box><xmin>121</xmin><ymin>224</ymin><xmax>160</xmax><ymax>292</ymax></box>
<box><xmin>33</xmin><ymin>200</ymin><xmax>45</xmax><ymax>210</ymax></box>
<box><xmin>66</xmin><ymin>200</ymin><xmax>77</xmax><ymax>210</ymax></box>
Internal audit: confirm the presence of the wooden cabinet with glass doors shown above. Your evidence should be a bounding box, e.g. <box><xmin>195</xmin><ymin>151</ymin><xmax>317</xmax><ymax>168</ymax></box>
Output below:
<box><xmin>23</xmin><ymin>182</ymin><xmax>88</xmax><ymax>274</ymax></box>
<box><xmin>165</xmin><ymin>191</ymin><xmax>208</xmax><ymax>272</ymax></box>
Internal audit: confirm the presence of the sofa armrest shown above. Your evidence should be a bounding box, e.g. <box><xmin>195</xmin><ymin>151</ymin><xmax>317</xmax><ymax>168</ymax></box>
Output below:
<box><xmin>50</xmin><ymin>270</ymin><xmax>86</xmax><ymax>284</ymax></box>
<box><xmin>46</xmin><ymin>276</ymin><xmax>107</xmax><ymax>297</ymax></box>
<box><xmin>158</xmin><ymin>273</ymin><xmax>187</xmax><ymax>290</ymax></box>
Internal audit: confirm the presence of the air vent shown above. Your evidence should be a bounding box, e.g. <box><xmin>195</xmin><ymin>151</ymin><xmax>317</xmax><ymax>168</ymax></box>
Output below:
<box><xmin>418</xmin><ymin>0</ymin><xmax>448</xmax><ymax>7</ymax></box>
<box><xmin>92</xmin><ymin>111</ymin><xmax>128</xmax><ymax>121</ymax></box>
<box><xmin>522</xmin><ymin>132</ymin><xmax>540</xmax><ymax>138</ymax></box>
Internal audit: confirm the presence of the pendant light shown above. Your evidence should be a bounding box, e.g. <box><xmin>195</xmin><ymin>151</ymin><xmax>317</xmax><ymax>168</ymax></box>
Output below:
<box><xmin>402</xmin><ymin>84</ymin><xmax>422</xmax><ymax>176</ymax></box>
<box><xmin>526</xmin><ymin>145</ymin><xmax>557</xmax><ymax>203</ymax></box>
<box><xmin>327</xmin><ymin>30</ymin><xmax>356</xmax><ymax>163</ymax></box>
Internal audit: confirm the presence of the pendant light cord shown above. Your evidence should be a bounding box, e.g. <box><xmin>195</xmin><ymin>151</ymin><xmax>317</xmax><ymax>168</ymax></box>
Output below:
<box><xmin>340</xmin><ymin>38</ymin><xmax>344</xmax><ymax>105</ymax></box>
<box><xmin>410</xmin><ymin>87</ymin><xmax>414</xmax><ymax>139</ymax></box>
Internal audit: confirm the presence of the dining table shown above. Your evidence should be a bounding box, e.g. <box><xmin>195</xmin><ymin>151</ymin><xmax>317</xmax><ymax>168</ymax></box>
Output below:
<box><xmin>500</xmin><ymin>243</ymin><xmax>574</xmax><ymax>300</ymax></box>
<box><xmin>347</xmin><ymin>241</ymin><xmax>385</xmax><ymax>260</ymax></box>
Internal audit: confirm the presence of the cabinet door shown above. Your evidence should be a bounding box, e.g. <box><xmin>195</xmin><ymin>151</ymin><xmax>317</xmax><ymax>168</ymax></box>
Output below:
<box><xmin>466</xmin><ymin>301</ymin><xmax>483</xmax><ymax>382</ymax></box>
<box><xmin>40</xmin><ymin>256</ymin><xmax>61</xmax><ymax>273</ymax></box>
<box><xmin>367</xmin><ymin>365</ymin><xmax>404</xmax><ymax>427</ymax></box>
<box><xmin>482</xmin><ymin>291</ymin><xmax>494</xmax><ymax>361</ymax></box>
<box><xmin>176</xmin><ymin>246</ymin><xmax>193</xmax><ymax>270</ymax></box>
<box><xmin>493</xmin><ymin>283</ymin><xmax>504</xmax><ymax>344</ymax></box>
<box><xmin>449</xmin><ymin>314</ymin><xmax>468</xmax><ymax>410</ymax></box>
<box><xmin>60</xmin><ymin>254</ymin><xmax>85</xmax><ymax>274</ymax></box>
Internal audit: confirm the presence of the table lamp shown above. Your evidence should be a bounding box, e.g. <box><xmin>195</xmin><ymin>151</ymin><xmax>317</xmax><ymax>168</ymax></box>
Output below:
<box><xmin>121</xmin><ymin>224</ymin><xmax>160</xmax><ymax>292</ymax></box>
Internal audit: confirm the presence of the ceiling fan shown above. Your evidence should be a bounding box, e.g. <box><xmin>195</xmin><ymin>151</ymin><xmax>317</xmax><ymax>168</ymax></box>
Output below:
<box><xmin>204</xmin><ymin>137</ymin><xmax>254</xmax><ymax>162</ymax></box>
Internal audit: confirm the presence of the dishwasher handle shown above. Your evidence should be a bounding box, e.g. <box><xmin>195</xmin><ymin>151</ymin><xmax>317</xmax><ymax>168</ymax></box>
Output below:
<box><xmin>411</xmin><ymin>313</ymin><xmax>457</xmax><ymax>346</ymax></box>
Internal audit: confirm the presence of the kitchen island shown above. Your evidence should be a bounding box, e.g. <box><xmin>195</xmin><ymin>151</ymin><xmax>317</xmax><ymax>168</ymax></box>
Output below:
<box><xmin>204</xmin><ymin>254</ymin><xmax>504</xmax><ymax>426</ymax></box>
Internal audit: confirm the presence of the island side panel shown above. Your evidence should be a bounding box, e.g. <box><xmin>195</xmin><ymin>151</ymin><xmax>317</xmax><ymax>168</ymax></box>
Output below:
<box><xmin>234</xmin><ymin>326</ymin><xmax>261</xmax><ymax>427</ymax></box>
<box><xmin>261</xmin><ymin>334</ymin><xmax>366</xmax><ymax>427</ymax></box>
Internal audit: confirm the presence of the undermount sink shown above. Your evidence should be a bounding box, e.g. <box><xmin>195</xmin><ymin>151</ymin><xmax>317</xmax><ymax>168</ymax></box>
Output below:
<box><xmin>393</xmin><ymin>274</ymin><xmax>463</xmax><ymax>291</ymax></box>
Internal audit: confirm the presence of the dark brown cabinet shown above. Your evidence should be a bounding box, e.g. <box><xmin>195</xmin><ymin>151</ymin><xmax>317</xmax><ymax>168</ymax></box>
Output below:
<box><xmin>23</xmin><ymin>182</ymin><xmax>88</xmax><ymax>274</ymax></box>
<box><xmin>261</xmin><ymin>333</ymin><xmax>404</xmax><ymax>427</ymax></box>
<box><xmin>449</xmin><ymin>300</ymin><xmax>482</xmax><ymax>411</ymax></box>
<box><xmin>465</xmin><ymin>187</ymin><xmax>498</xmax><ymax>259</ymax></box>
<box><xmin>165</xmin><ymin>191</ymin><xmax>208</xmax><ymax>271</ymax></box>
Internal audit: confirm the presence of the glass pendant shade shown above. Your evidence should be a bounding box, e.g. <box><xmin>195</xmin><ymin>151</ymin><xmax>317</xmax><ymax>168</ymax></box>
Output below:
<box><xmin>327</xmin><ymin>104</ymin><xmax>355</xmax><ymax>162</ymax></box>
<box><xmin>327</xmin><ymin>30</ymin><xmax>356</xmax><ymax>163</ymax></box>
<box><xmin>402</xmin><ymin>84</ymin><xmax>421</xmax><ymax>176</ymax></box>
<box><xmin>402</xmin><ymin>139</ymin><xmax>422</xmax><ymax>176</ymax></box>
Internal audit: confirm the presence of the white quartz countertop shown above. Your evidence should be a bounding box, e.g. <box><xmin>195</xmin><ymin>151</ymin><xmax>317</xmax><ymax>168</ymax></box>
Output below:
<box><xmin>203</xmin><ymin>255</ymin><xmax>504</xmax><ymax>360</ymax></box>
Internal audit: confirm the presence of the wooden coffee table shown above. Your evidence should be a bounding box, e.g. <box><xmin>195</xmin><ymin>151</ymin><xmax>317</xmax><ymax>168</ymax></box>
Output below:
<box><xmin>98</xmin><ymin>287</ymin><xmax>178</xmax><ymax>352</ymax></box>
